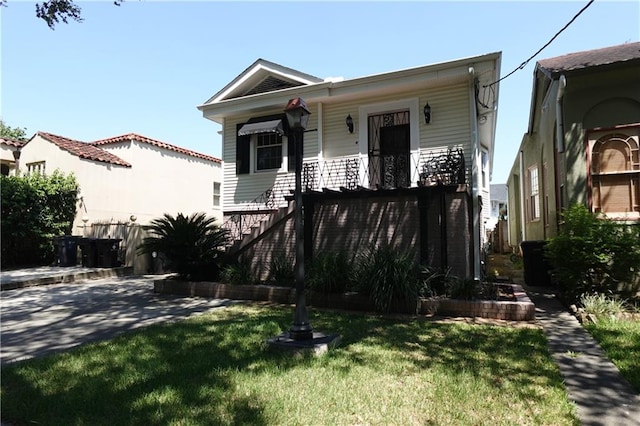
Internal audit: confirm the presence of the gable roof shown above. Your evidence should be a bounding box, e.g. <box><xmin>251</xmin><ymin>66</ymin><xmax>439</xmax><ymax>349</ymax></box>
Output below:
<box><xmin>92</xmin><ymin>133</ymin><xmax>221</xmax><ymax>163</ymax></box>
<box><xmin>537</xmin><ymin>41</ymin><xmax>640</xmax><ymax>78</ymax></box>
<box><xmin>36</xmin><ymin>132</ymin><xmax>132</xmax><ymax>167</ymax></box>
<box><xmin>203</xmin><ymin>58</ymin><xmax>325</xmax><ymax>104</ymax></box>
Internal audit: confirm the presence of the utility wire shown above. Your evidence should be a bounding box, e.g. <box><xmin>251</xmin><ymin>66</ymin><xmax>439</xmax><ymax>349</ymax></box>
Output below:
<box><xmin>484</xmin><ymin>0</ymin><xmax>595</xmax><ymax>88</ymax></box>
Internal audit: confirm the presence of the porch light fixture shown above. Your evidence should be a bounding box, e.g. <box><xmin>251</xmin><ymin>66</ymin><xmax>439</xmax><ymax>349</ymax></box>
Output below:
<box><xmin>346</xmin><ymin>114</ymin><xmax>354</xmax><ymax>133</ymax></box>
<box><xmin>424</xmin><ymin>102</ymin><xmax>432</xmax><ymax>124</ymax></box>
<box><xmin>284</xmin><ymin>97</ymin><xmax>313</xmax><ymax>341</ymax></box>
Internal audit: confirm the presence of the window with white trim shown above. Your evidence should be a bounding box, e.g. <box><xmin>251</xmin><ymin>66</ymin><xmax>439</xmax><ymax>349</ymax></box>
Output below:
<box><xmin>590</xmin><ymin>130</ymin><xmax>640</xmax><ymax>219</ymax></box>
<box><xmin>27</xmin><ymin>161</ymin><xmax>46</xmax><ymax>175</ymax></box>
<box><xmin>528</xmin><ymin>165</ymin><xmax>540</xmax><ymax>221</ymax></box>
<box><xmin>481</xmin><ymin>149</ymin><xmax>489</xmax><ymax>188</ymax></box>
<box><xmin>213</xmin><ymin>181</ymin><xmax>221</xmax><ymax>207</ymax></box>
<box><xmin>255</xmin><ymin>133</ymin><xmax>283</xmax><ymax>171</ymax></box>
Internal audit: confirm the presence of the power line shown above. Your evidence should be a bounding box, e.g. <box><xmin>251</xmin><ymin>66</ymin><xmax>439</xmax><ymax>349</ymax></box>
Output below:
<box><xmin>484</xmin><ymin>0</ymin><xmax>595</xmax><ymax>89</ymax></box>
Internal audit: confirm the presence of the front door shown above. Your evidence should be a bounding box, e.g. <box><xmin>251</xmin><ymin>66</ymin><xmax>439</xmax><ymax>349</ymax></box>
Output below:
<box><xmin>368</xmin><ymin>111</ymin><xmax>410</xmax><ymax>189</ymax></box>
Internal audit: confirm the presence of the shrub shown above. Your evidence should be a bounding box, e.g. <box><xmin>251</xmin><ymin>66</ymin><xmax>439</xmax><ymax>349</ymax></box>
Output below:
<box><xmin>446</xmin><ymin>277</ymin><xmax>479</xmax><ymax>300</ymax></box>
<box><xmin>137</xmin><ymin>212</ymin><xmax>229</xmax><ymax>281</ymax></box>
<box><xmin>220</xmin><ymin>260</ymin><xmax>256</xmax><ymax>285</ymax></box>
<box><xmin>1</xmin><ymin>171</ymin><xmax>79</xmax><ymax>268</ymax></box>
<box><xmin>307</xmin><ymin>251</ymin><xmax>354</xmax><ymax>294</ymax></box>
<box><xmin>267</xmin><ymin>253</ymin><xmax>294</xmax><ymax>287</ymax></box>
<box><xmin>419</xmin><ymin>265</ymin><xmax>452</xmax><ymax>297</ymax></box>
<box><xmin>545</xmin><ymin>204</ymin><xmax>640</xmax><ymax>303</ymax></box>
<box><xmin>580</xmin><ymin>293</ymin><xmax>627</xmax><ymax>318</ymax></box>
<box><xmin>354</xmin><ymin>245</ymin><xmax>422</xmax><ymax>314</ymax></box>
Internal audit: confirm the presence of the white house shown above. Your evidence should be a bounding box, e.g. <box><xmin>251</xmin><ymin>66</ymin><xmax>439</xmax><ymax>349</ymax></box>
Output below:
<box><xmin>198</xmin><ymin>55</ymin><xmax>501</xmax><ymax>280</ymax></box>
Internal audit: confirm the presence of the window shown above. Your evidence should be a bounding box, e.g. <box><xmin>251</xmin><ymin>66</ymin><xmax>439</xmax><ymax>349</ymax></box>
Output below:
<box><xmin>256</xmin><ymin>133</ymin><xmax>283</xmax><ymax>171</ymax></box>
<box><xmin>213</xmin><ymin>182</ymin><xmax>221</xmax><ymax>207</ymax></box>
<box><xmin>481</xmin><ymin>149</ymin><xmax>489</xmax><ymax>188</ymax></box>
<box><xmin>27</xmin><ymin>161</ymin><xmax>46</xmax><ymax>175</ymax></box>
<box><xmin>590</xmin><ymin>131</ymin><xmax>640</xmax><ymax>219</ymax></box>
<box><xmin>528</xmin><ymin>165</ymin><xmax>540</xmax><ymax>221</ymax></box>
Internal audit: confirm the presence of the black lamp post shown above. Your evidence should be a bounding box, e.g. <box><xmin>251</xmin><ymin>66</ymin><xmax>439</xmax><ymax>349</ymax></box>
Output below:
<box><xmin>284</xmin><ymin>97</ymin><xmax>313</xmax><ymax>341</ymax></box>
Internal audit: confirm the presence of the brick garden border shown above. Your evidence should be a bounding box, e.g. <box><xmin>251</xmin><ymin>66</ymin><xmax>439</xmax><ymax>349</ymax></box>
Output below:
<box><xmin>154</xmin><ymin>280</ymin><xmax>535</xmax><ymax>321</ymax></box>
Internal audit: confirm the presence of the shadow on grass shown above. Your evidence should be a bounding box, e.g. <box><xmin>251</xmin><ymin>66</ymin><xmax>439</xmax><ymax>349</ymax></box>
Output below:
<box><xmin>1</xmin><ymin>304</ymin><xmax>575</xmax><ymax>425</ymax></box>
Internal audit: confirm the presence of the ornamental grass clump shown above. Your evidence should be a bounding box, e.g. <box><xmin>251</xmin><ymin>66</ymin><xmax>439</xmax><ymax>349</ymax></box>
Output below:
<box><xmin>354</xmin><ymin>245</ymin><xmax>422</xmax><ymax>313</ymax></box>
<box><xmin>580</xmin><ymin>293</ymin><xmax>627</xmax><ymax>318</ymax></box>
<box><xmin>307</xmin><ymin>250</ymin><xmax>355</xmax><ymax>294</ymax></box>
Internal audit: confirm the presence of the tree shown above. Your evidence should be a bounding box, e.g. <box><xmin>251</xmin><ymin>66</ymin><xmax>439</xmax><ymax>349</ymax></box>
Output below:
<box><xmin>0</xmin><ymin>120</ymin><xmax>28</xmax><ymax>141</ymax></box>
<box><xmin>0</xmin><ymin>0</ymin><xmax>123</xmax><ymax>29</ymax></box>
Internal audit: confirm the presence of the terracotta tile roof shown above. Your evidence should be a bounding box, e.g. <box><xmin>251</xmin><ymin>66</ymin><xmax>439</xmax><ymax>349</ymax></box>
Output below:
<box><xmin>537</xmin><ymin>41</ymin><xmax>640</xmax><ymax>75</ymax></box>
<box><xmin>37</xmin><ymin>132</ymin><xmax>132</xmax><ymax>167</ymax></box>
<box><xmin>0</xmin><ymin>138</ymin><xmax>26</xmax><ymax>148</ymax></box>
<box><xmin>92</xmin><ymin>133</ymin><xmax>221</xmax><ymax>164</ymax></box>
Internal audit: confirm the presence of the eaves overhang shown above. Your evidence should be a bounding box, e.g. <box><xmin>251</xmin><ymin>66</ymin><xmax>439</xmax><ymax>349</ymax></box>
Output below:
<box><xmin>198</xmin><ymin>52</ymin><xmax>501</xmax><ymax>124</ymax></box>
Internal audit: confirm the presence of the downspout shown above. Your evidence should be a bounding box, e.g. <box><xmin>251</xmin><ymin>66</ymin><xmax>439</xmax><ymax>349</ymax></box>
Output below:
<box><xmin>556</xmin><ymin>75</ymin><xmax>566</xmax><ymax>153</ymax></box>
<box><xmin>468</xmin><ymin>66</ymin><xmax>481</xmax><ymax>282</ymax></box>
<box><xmin>519</xmin><ymin>150</ymin><xmax>526</xmax><ymax>242</ymax></box>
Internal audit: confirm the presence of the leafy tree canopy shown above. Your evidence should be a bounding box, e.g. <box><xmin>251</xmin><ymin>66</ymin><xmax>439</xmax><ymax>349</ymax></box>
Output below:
<box><xmin>0</xmin><ymin>120</ymin><xmax>28</xmax><ymax>141</ymax></box>
<box><xmin>0</xmin><ymin>0</ymin><xmax>123</xmax><ymax>29</ymax></box>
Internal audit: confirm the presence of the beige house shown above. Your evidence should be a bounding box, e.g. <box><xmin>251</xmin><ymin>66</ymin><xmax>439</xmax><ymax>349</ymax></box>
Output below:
<box><xmin>1</xmin><ymin>137</ymin><xmax>25</xmax><ymax>176</ymax></box>
<box><xmin>199</xmin><ymin>55</ymin><xmax>501</xmax><ymax>280</ymax></box>
<box><xmin>10</xmin><ymin>131</ymin><xmax>222</xmax><ymax>272</ymax></box>
<box><xmin>507</xmin><ymin>42</ymin><xmax>640</xmax><ymax>245</ymax></box>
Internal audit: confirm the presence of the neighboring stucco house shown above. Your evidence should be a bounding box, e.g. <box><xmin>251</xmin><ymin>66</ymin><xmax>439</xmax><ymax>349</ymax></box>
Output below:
<box><xmin>507</xmin><ymin>42</ymin><xmax>640</xmax><ymax>246</ymax></box>
<box><xmin>16</xmin><ymin>132</ymin><xmax>223</xmax><ymax>230</ymax></box>
<box><xmin>0</xmin><ymin>137</ymin><xmax>25</xmax><ymax>176</ymax></box>
<box><xmin>199</xmin><ymin>55</ymin><xmax>501</xmax><ymax>281</ymax></box>
<box><xmin>11</xmin><ymin>131</ymin><xmax>223</xmax><ymax>272</ymax></box>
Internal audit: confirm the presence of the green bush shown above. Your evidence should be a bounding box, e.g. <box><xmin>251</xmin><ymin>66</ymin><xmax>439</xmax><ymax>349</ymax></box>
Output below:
<box><xmin>307</xmin><ymin>251</ymin><xmax>354</xmax><ymax>294</ymax></box>
<box><xmin>419</xmin><ymin>265</ymin><xmax>452</xmax><ymax>297</ymax></box>
<box><xmin>580</xmin><ymin>293</ymin><xmax>627</xmax><ymax>318</ymax></box>
<box><xmin>354</xmin><ymin>245</ymin><xmax>422</xmax><ymax>314</ymax></box>
<box><xmin>220</xmin><ymin>260</ymin><xmax>256</xmax><ymax>285</ymax></box>
<box><xmin>1</xmin><ymin>171</ymin><xmax>79</xmax><ymax>268</ymax></box>
<box><xmin>545</xmin><ymin>204</ymin><xmax>640</xmax><ymax>303</ymax></box>
<box><xmin>267</xmin><ymin>253</ymin><xmax>294</xmax><ymax>287</ymax></box>
<box><xmin>137</xmin><ymin>213</ymin><xmax>229</xmax><ymax>281</ymax></box>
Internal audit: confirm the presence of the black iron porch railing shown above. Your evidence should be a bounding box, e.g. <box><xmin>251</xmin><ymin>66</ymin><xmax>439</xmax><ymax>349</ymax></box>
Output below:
<box><xmin>223</xmin><ymin>148</ymin><xmax>466</xmax><ymax>242</ymax></box>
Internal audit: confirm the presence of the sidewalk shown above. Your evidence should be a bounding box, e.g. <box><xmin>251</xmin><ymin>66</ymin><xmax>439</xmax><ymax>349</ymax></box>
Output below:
<box><xmin>0</xmin><ymin>265</ymin><xmax>134</xmax><ymax>291</ymax></box>
<box><xmin>527</xmin><ymin>286</ymin><xmax>640</xmax><ymax>425</ymax></box>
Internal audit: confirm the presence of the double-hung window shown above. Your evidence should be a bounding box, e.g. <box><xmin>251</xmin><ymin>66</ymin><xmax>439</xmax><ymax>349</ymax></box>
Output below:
<box><xmin>528</xmin><ymin>165</ymin><xmax>540</xmax><ymax>221</ymax></box>
<box><xmin>256</xmin><ymin>133</ymin><xmax>283</xmax><ymax>171</ymax></box>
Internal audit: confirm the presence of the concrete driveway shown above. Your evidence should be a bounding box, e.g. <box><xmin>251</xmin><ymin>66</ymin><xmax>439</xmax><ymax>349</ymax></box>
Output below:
<box><xmin>1</xmin><ymin>275</ymin><xmax>230</xmax><ymax>365</ymax></box>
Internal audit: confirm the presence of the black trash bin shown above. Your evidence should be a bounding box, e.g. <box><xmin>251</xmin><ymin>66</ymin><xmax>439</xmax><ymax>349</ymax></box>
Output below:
<box><xmin>95</xmin><ymin>238</ymin><xmax>122</xmax><ymax>268</ymax></box>
<box><xmin>520</xmin><ymin>240</ymin><xmax>552</xmax><ymax>286</ymax></box>
<box><xmin>78</xmin><ymin>238</ymin><xmax>98</xmax><ymax>267</ymax></box>
<box><xmin>53</xmin><ymin>235</ymin><xmax>81</xmax><ymax>267</ymax></box>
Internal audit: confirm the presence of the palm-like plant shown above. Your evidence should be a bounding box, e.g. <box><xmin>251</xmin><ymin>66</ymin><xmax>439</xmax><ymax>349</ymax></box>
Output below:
<box><xmin>137</xmin><ymin>212</ymin><xmax>230</xmax><ymax>281</ymax></box>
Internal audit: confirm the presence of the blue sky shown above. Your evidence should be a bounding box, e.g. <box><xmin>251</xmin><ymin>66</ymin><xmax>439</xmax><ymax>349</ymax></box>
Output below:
<box><xmin>2</xmin><ymin>1</ymin><xmax>638</xmax><ymax>183</ymax></box>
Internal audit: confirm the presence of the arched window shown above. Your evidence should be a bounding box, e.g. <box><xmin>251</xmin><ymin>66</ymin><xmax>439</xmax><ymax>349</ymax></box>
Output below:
<box><xmin>590</xmin><ymin>132</ymin><xmax>640</xmax><ymax>219</ymax></box>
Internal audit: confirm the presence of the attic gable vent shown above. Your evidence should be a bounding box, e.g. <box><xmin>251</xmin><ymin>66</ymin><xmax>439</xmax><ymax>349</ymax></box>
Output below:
<box><xmin>241</xmin><ymin>76</ymin><xmax>304</xmax><ymax>97</ymax></box>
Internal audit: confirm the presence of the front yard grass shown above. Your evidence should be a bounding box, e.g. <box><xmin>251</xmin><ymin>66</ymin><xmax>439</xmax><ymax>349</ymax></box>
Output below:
<box><xmin>583</xmin><ymin>316</ymin><xmax>640</xmax><ymax>393</ymax></box>
<box><xmin>1</xmin><ymin>304</ymin><xmax>578</xmax><ymax>425</ymax></box>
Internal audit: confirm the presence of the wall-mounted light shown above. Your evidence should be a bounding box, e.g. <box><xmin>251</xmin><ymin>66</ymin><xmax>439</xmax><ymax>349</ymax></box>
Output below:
<box><xmin>424</xmin><ymin>102</ymin><xmax>432</xmax><ymax>124</ymax></box>
<box><xmin>346</xmin><ymin>114</ymin><xmax>354</xmax><ymax>133</ymax></box>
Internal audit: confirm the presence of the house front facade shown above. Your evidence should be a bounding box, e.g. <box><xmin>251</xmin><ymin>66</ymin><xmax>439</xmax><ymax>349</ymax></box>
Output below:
<box><xmin>507</xmin><ymin>42</ymin><xmax>640</xmax><ymax>246</ymax></box>
<box><xmin>199</xmin><ymin>55</ymin><xmax>501</xmax><ymax>280</ymax></box>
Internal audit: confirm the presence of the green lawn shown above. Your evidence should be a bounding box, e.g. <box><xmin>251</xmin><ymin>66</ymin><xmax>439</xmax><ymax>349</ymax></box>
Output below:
<box><xmin>1</xmin><ymin>304</ymin><xmax>578</xmax><ymax>425</ymax></box>
<box><xmin>584</xmin><ymin>316</ymin><xmax>640</xmax><ymax>392</ymax></box>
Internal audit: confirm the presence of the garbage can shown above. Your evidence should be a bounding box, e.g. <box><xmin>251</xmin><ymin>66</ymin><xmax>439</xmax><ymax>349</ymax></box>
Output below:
<box><xmin>95</xmin><ymin>238</ymin><xmax>122</xmax><ymax>268</ymax></box>
<box><xmin>53</xmin><ymin>235</ymin><xmax>81</xmax><ymax>267</ymax></box>
<box><xmin>78</xmin><ymin>238</ymin><xmax>98</xmax><ymax>267</ymax></box>
<box><xmin>520</xmin><ymin>240</ymin><xmax>552</xmax><ymax>286</ymax></box>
